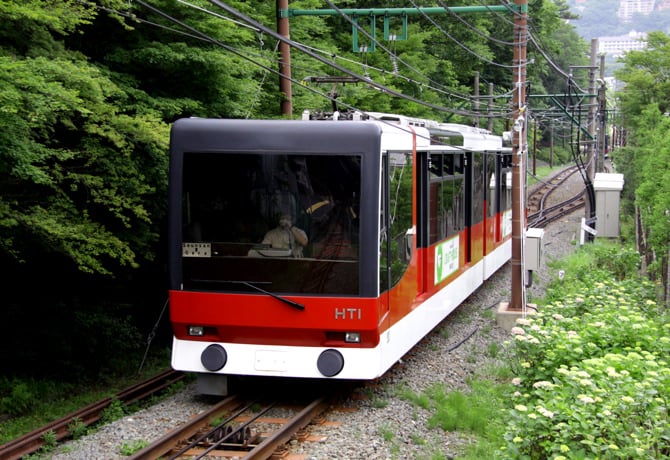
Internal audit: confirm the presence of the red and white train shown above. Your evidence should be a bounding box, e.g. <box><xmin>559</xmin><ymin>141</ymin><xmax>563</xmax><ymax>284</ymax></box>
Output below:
<box><xmin>167</xmin><ymin>111</ymin><xmax>512</xmax><ymax>394</ymax></box>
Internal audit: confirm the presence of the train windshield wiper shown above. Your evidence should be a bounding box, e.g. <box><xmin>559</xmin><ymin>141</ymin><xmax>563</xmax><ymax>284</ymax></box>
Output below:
<box><xmin>222</xmin><ymin>280</ymin><xmax>305</xmax><ymax>311</ymax></box>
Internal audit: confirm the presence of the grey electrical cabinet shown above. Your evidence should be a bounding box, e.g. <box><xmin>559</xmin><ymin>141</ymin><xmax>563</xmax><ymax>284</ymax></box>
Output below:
<box><xmin>593</xmin><ymin>173</ymin><xmax>624</xmax><ymax>238</ymax></box>
<box><xmin>525</xmin><ymin>227</ymin><xmax>544</xmax><ymax>271</ymax></box>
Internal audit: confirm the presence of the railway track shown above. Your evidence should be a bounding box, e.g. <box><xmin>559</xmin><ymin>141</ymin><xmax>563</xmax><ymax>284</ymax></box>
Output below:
<box><xmin>0</xmin><ymin>369</ymin><xmax>185</xmax><ymax>460</ymax></box>
<box><xmin>129</xmin><ymin>389</ymin><xmax>335</xmax><ymax>460</ymax></box>
<box><xmin>527</xmin><ymin>165</ymin><xmax>586</xmax><ymax>228</ymax></box>
<box><xmin>528</xmin><ymin>192</ymin><xmax>585</xmax><ymax>228</ymax></box>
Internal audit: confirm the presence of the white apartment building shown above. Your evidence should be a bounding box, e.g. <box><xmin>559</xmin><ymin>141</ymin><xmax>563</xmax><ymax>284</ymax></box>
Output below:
<box><xmin>617</xmin><ymin>0</ymin><xmax>656</xmax><ymax>20</ymax></box>
<box><xmin>598</xmin><ymin>30</ymin><xmax>648</xmax><ymax>55</ymax></box>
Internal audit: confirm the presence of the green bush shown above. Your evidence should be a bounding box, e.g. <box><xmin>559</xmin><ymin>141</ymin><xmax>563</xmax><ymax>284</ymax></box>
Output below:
<box><xmin>543</xmin><ymin>241</ymin><xmax>646</xmax><ymax>304</ymax></box>
<box><xmin>500</xmin><ymin>276</ymin><xmax>670</xmax><ymax>459</ymax></box>
<box><xmin>0</xmin><ymin>381</ymin><xmax>35</xmax><ymax>416</ymax></box>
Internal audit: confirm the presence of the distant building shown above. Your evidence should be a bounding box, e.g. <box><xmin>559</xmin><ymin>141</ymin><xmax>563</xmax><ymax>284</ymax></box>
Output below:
<box><xmin>598</xmin><ymin>30</ymin><xmax>648</xmax><ymax>56</ymax></box>
<box><xmin>617</xmin><ymin>0</ymin><xmax>656</xmax><ymax>21</ymax></box>
<box><xmin>658</xmin><ymin>0</ymin><xmax>670</xmax><ymax>10</ymax></box>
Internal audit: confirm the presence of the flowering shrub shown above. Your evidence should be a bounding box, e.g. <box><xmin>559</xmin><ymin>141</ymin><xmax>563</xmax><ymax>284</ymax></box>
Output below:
<box><xmin>542</xmin><ymin>242</ymin><xmax>648</xmax><ymax>305</ymax></box>
<box><xmin>499</xmin><ymin>277</ymin><xmax>670</xmax><ymax>459</ymax></box>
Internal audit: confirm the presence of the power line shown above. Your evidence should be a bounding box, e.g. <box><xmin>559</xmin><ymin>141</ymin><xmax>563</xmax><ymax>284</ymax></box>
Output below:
<box><xmin>435</xmin><ymin>0</ymin><xmax>516</xmax><ymax>46</ymax></box>
<box><xmin>407</xmin><ymin>0</ymin><xmax>519</xmax><ymax>69</ymax></box>
<box><xmin>322</xmin><ymin>0</ymin><xmax>481</xmax><ymax>105</ymax></box>
<box><xmin>129</xmin><ymin>0</ymin><xmax>501</xmax><ymax>135</ymax></box>
<box><xmin>203</xmin><ymin>0</ymin><xmax>485</xmax><ymax>118</ymax></box>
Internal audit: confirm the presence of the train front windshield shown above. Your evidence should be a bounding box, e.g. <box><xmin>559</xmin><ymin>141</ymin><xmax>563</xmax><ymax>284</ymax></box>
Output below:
<box><xmin>179</xmin><ymin>152</ymin><xmax>361</xmax><ymax>295</ymax></box>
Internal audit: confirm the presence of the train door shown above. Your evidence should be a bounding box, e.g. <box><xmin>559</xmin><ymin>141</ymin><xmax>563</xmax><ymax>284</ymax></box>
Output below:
<box><xmin>485</xmin><ymin>152</ymin><xmax>499</xmax><ymax>252</ymax></box>
<box><xmin>468</xmin><ymin>152</ymin><xmax>486</xmax><ymax>264</ymax></box>
<box><xmin>379</xmin><ymin>152</ymin><xmax>391</xmax><ymax>326</ymax></box>
<box><xmin>422</xmin><ymin>150</ymin><xmax>466</xmax><ymax>285</ymax></box>
<box><xmin>416</xmin><ymin>150</ymin><xmax>430</xmax><ymax>294</ymax></box>
<box><xmin>499</xmin><ymin>149</ymin><xmax>513</xmax><ymax>241</ymax></box>
<box><xmin>379</xmin><ymin>149</ymin><xmax>416</xmax><ymax>308</ymax></box>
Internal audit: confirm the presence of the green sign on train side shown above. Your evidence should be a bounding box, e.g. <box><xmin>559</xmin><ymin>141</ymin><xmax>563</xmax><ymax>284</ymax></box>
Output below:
<box><xmin>435</xmin><ymin>235</ymin><xmax>459</xmax><ymax>284</ymax></box>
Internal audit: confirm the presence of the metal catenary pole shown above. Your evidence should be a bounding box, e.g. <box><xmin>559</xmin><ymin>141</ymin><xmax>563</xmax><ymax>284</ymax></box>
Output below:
<box><xmin>509</xmin><ymin>0</ymin><xmax>528</xmax><ymax>311</ymax></box>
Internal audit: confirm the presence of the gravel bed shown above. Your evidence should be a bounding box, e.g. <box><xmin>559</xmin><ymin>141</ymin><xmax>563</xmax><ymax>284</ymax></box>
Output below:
<box><xmin>50</xmin><ymin>172</ymin><xmax>584</xmax><ymax>460</ymax></box>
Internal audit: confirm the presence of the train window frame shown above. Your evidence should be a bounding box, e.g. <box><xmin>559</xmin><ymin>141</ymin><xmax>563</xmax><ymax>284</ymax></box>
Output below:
<box><xmin>179</xmin><ymin>150</ymin><xmax>363</xmax><ymax>296</ymax></box>
<box><xmin>424</xmin><ymin>150</ymin><xmax>466</xmax><ymax>246</ymax></box>
<box><xmin>379</xmin><ymin>149</ymin><xmax>414</xmax><ymax>291</ymax></box>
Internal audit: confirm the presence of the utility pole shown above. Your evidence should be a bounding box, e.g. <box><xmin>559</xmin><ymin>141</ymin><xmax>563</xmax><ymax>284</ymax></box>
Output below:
<box><xmin>488</xmin><ymin>82</ymin><xmax>494</xmax><ymax>132</ymax></box>
<box><xmin>509</xmin><ymin>0</ymin><xmax>528</xmax><ymax>311</ymax></box>
<box><xmin>587</xmin><ymin>39</ymin><xmax>598</xmax><ymax>180</ymax></box>
<box><xmin>277</xmin><ymin>0</ymin><xmax>293</xmax><ymax>117</ymax></box>
<box><xmin>598</xmin><ymin>53</ymin><xmax>607</xmax><ymax>172</ymax></box>
<box><xmin>584</xmin><ymin>39</ymin><xmax>599</xmax><ymax>241</ymax></box>
<box><xmin>550</xmin><ymin>119</ymin><xmax>554</xmax><ymax>168</ymax></box>
<box><xmin>474</xmin><ymin>71</ymin><xmax>480</xmax><ymax>127</ymax></box>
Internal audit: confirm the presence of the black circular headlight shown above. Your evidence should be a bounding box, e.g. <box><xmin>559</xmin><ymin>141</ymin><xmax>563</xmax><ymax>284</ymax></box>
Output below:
<box><xmin>201</xmin><ymin>344</ymin><xmax>227</xmax><ymax>371</ymax></box>
<box><xmin>317</xmin><ymin>349</ymin><xmax>344</xmax><ymax>377</ymax></box>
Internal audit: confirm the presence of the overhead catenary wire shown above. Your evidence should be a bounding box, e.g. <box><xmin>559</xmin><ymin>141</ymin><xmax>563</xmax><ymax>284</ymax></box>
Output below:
<box><xmin>130</xmin><ymin>1</ymin><xmax>493</xmax><ymax>150</ymax></box>
<box><xmin>176</xmin><ymin>0</ymin><xmax>260</xmax><ymax>31</ymax></box>
<box><xmin>95</xmin><ymin>0</ymin><xmax>524</xmax><ymax>120</ymax></box>
<box><xmin>322</xmin><ymin>0</ymin><xmax>499</xmax><ymax>107</ymax></box>
<box><xmin>131</xmin><ymin>0</ymin><xmax>369</xmax><ymax>113</ymax></box>
<box><xmin>407</xmin><ymin>0</ymin><xmax>520</xmax><ymax>69</ymax></box>
<box><xmin>91</xmin><ymin>0</ymin><xmax>593</xmax><ymax>128</ymax></box>
<box><xmin>298</xmin><ymin>41</ymin><xmax>480</xmax><ymax>107</ymax></box>
<box><xmin>200</xmin><ymin>0</ymin><xmax>485</xmax><ymax>118</ymax></box>
<box><xmin>101</xmin><ymin>0</ymin><xmax>596</xmax><ymax>147</ymax></box>
<box><xmin>180</xmin><ymin>0</ymin><xmax>490</xmax><ymax>109</ymax></box>
<box><xmin>469</xmin><ymin>0</ymin><xmax>590</xmax><ymax>95</ymax></box>
<box><xmin>435</xmin><ymin>0</ymin><xmax>517</xmax><ymax>46</ymax></box>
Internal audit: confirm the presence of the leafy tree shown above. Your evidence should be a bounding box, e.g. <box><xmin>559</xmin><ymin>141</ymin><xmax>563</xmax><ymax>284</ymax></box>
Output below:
<box><xmin>0</xmin><ymin>3</ymin><xmax>169</xmax><ymax>276</ymax></box>
<box><xmin>0</xmin><ymin>0</ymin><xmax>176</xmax><ymax>377</ymax></box>
<box><xmin>613</xmin><ymin>32</ymin><xmax>670</xmax><ymax>299</ymax></box>
<box><xmin>615</xmin><ymin>31</ymin><xmax>670</xmax><ymax>126</ymax></box>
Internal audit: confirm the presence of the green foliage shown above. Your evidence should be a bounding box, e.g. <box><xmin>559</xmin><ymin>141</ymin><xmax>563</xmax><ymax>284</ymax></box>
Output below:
<box><xmin>397</xmin><ymin>379</ymin><xmax>507</xmax><ymax>448</ymax></box>
<box><xmin>501</xmin><ymin>254</ymin><xmax>669</xmax><ymax>458</ymax></box>
<box><xmin>101</xmin><ymin>399</ymin><xmax>126</xmax><ymax>425</ymax></box>
<box><xmin>426</xmin><ymin>381</ymin><xmax>507</xmax><ymax>439</ymax></box>
<box><xmin>0</xmin><ymin>352</ymin><xmax>174</xmax><ymax>445</ymax></box>
<box><xmin>0</xmin><ymin>380</ymin><xmax>35</xmax><ymax>416</ymax></box>
<box><xmin>67</xmin><ymin>417</ymin><xmax>88</xmax><ymax>440</ymax></box>
<box><xmin>378</xmin><ymin>424</ymin><xmax>395</xmax><ymax>442</ymax></box>
<box><xmin>612</xmin><ymin>52</ymin><xmax>670</xmax><ymax>286</ymax></box>
<box><xmin>397</xmin><ymin>384</ymin><xmax>431</xmax><ymax>410</ymax></box>
<box><xmin>371</xmin><ymin>396</ymin><xmax>389</xmax><ymax>409</ymax></box>
<box><xmin>119</xmin><ymin>439</ymin><xmax>149</xmax><ymax>456</ymax></box>
<box><xmin>615</xmin><ymin>32</ymin><xmax>670</xmax><ymax>123</ymax></box>
<box><xmin>543</xmin><ymin>240</ymin><xmax>643</xmax><ymax>303</ymax></box>
<box><xmin>41</xmin><ymin>429</ymin><xmax>58</xmax><ymax>452</ymax></box>
<box><xmin>0</xmin><ymin>54</ymin><xmax>169</xmax><ymax>275</ymax></box>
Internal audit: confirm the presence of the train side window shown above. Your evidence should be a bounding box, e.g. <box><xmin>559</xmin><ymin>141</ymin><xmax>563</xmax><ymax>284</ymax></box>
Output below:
<box><xmin>427</xmin><ymin>153</ymin><xmax>465</xmax><ymax>245</ymax></box>
<box><xmin>472</xmin><ymin>153</ymin><xmax>485</xmax><ymax>224</ymax></box>
<box><xmin>380</xmin><ymin>151</ymin><xmax>413</xmax><ymax>291</ymax></box>
<box><xmin>487</xmin><ymin>154</ymin><xmax>497</xmax><ymax>218</ymax></box>
<box><xmin>500</xmin><ymin>150</ymin><xmax>513</xmax><ymax>212</ymax></box>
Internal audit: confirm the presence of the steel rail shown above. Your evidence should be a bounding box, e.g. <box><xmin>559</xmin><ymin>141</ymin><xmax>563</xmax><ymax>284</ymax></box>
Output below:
<box><xmin>128</xmin><ymin>394</ymin><xmax>245</xmax><ymax>459</ymax></box>
<box><xmin>242</xmin><ymin>395</ymin><xmax>331</xmax><ymax>460</ymax></box>
<box><xmin>528</xmin><ymin>191</ymin><xmax>585</xmax><ymax>228</ymax></box>
<box><xmin>0</xmin><ymin>369</ymin><xmax>184</xmax><ymax>460</ymax></box>
<box><xmin>131</xmin><ymin>393</ymin><xmax>333</xmax><ymax>460</ymax></box>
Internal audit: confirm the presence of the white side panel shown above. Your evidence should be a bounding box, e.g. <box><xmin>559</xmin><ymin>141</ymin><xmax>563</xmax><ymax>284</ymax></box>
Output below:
<box><xmin>376</xmin><ymin>260</ymin><xmax>485</xmax><ymax>373</ymax></box>
<box><xmin>483</xmin><ymin>239</ymin><xmax>511</xmax><ymax>279</ymax></box>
